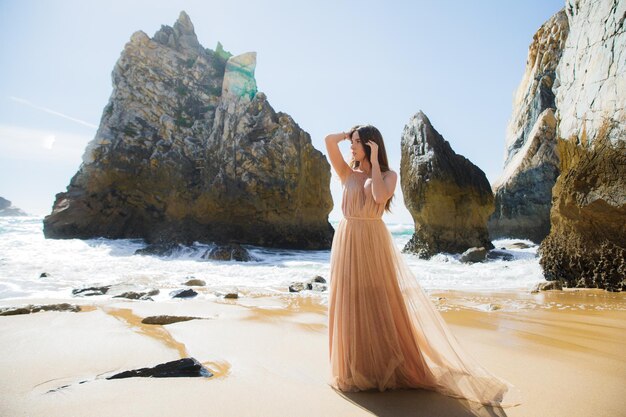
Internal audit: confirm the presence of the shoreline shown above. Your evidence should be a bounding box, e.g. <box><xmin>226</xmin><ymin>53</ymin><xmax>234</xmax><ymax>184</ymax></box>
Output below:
<box><xmin>1</xmin><ymin>289</ymin><xmax>625</xmax><ymax>416</ymax></box>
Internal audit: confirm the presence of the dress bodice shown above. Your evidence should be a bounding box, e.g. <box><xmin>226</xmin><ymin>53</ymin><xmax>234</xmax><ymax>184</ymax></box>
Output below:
<box><xmin>341</xmin><ymin>170</ymin><xmax>386</xmax><ymax>220</ymax></box>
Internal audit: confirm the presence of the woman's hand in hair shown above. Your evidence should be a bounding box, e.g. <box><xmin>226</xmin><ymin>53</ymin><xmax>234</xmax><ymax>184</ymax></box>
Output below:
<box><xmin>365</xmin><ymin>140</ymin><xmax>379</xmax><ymax>162</ymax></box>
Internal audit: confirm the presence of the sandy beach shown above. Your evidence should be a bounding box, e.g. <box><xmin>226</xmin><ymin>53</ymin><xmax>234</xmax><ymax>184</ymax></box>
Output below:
<box><xmin>1</xmin><ymin>289</ymin><xmax>624</xmax><ymax>417</ymax></box>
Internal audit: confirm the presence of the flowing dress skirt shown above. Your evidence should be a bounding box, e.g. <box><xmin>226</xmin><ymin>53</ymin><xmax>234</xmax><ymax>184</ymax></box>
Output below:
<box><xmin>328</xmin><ymin>216</ymin><xmax>521</xmax><ymax>407</ymax></box>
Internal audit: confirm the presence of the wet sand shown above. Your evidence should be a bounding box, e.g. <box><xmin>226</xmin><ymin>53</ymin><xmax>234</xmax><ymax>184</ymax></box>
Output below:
<box><xmin>0</xmin><ymin>289</ymin><xmax>624</xmax><ymax>416</ymax></box>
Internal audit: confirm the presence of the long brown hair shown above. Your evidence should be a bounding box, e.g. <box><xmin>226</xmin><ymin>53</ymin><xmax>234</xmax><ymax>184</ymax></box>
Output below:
<box><xmin>348</xmin><ymin>124</ymin><xmax>394</xmax><ymax>212</ymax></box>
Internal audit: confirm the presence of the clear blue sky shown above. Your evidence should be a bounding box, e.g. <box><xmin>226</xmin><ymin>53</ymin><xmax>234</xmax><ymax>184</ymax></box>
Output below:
<box><xmin>0</xmin><ymin>0</ymin><xmax>564</xmax><ymax>223</ymax></box>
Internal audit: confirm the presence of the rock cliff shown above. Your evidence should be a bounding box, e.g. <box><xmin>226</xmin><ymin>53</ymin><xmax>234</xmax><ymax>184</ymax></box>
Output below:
<box><xmin>0</xmin><ymin>197</ymin><xmax>28</xmax><ymax>216</ymax></box>
<box><xmin>43</xmin><ymin>12</ymin><xmax>333</xmax><ymax>249</ymax></box>
<box><xmin>400</xmin><ymin>111</ymin><xmax>495</xmax><ymax>258</ymax></box>
<box><xmin>489</xmin><ymin>10</ymin><xmax>569</xmax><ymax>242</ymax></box>
<box><xmin>539</xmin><ymin>0</ymin><xmax>625</xmax><ymax>290</ymax></box>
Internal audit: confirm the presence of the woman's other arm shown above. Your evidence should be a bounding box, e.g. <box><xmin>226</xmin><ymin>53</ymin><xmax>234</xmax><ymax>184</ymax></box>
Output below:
<box><xmin>370</xmin><ymin>165</ymin><xmax>397</xmax><ymax>205</ymax></box>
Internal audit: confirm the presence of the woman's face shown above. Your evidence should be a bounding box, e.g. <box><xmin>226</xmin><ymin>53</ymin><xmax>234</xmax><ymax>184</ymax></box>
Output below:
<box><xmin>350</xmin><ymin>131</ymin><xmax>367</xmax><ymax>163</ymax></box>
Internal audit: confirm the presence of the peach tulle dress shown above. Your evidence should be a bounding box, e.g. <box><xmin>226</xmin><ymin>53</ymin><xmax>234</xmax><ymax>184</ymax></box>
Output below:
<box><xmin>328</xmin><ymin>170</ymin><xmax>521</xmax><ymax>407</ymax></box>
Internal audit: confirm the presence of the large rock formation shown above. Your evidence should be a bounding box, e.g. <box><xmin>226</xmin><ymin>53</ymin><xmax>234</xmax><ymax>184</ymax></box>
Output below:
<box><xmin>0</xmin><ymin>197</ymin><xmax>28</xmax><ymax>216</ymax></box>
<box><xmin>43</xmin><ymin>12</ymin><xmax>333</xmax><ymax>249</ymax></box>
<box><xmin>539</xmin><ymin>0</ymin><xmax>625</xmax><ymax>290</ymax></box>
<box><xmin>400</xmin><ymin>111</ymin><xmax>495</xmax><ymax>258</ymax></box>
<box><xmin>489</xmin><ymin>10</ymin><xmax>569</xmax><ymax>242</ymax></box>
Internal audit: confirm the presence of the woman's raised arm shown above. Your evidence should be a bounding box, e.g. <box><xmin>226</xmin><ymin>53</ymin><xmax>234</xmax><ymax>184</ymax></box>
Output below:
<box><xmin>325</xmin><ymin>132</ymin><xmax>352</xmax><ymax>184</ymax></box>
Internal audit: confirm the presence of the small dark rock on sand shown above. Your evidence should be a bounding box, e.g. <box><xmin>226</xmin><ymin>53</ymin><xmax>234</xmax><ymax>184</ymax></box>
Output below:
<box><xmin>141</xmin><ymin>315</ymin><xmax>203</xmax><ymax>325</ymax></box>
<box><xmin>531</xmin><ymin>281</ymin><xmax>564</xmax><ymax>293</ymax></box>
<box><xmin>106</xmin><ymin>358</ymin><xmax>212</xmax><ymax>379</ymax></box>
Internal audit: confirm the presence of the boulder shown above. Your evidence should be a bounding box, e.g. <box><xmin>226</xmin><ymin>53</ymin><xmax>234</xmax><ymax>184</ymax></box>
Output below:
<box><xmin>43</xmin><ymin>11</ymin><xmax>333</xmax><ymax>250</ymax></box>
<box><xmin>135</xmin><ymin>243</ymin><xmax>184</xmax><ymax>256</ymax></box>
<box><xmin>460</xmin><ymin>247</ymin><xmax>488</xmax><ymax>263</ymax></box>
<box><xmin>486</xmin><ymin>250</ymin><xmax>514</xmax><ymax>262</ymax></box>
<box><xmin>202</xmin><ymin>243</ymin><xmax>253</xmax><ymax>261</ymax></box>
<box><xmin>112</xmin><ymin>289</ymin><xmax>159</xmax><ymax>300</ymax></box>
<box><xmin>72</xmin><ymin>286</ymin><xmax>111</xmax><ymax>296</ymax></box>
<box><xmin>184</xmin><ymin>279</ymin><xmax>206</xmax><ymax>286</ymax></box>
<box><xmin>289</xmin><ymin>275</ymin><xmax>328</xmax><ymax>292</ymax></box>
<box><xmin>306</xmin><ymin>275</ymin><xmax>327</xmax><ymax>289</ymax></box>
<box><xmin>170</xmin><ymin>288</ymin><xmax>198</xmax><ymax>298</ymax></box>
<box><xmin>288</xmin><ymin>282</ymin><xmax>307</xmax><ymax>293</ymax></box>
<box><xmin>310</xmin><ymin>282</ymin><xmax>328</xmax><ymax>292</ymax></box>
<box><xmin>400</xmin><ymin>111</ymin><xmax>494</xmax><ymax>258</ymax></box>
<box><xmin>531</xmin><ymin>281</ymin><xmax>563</xmax><ymax>293</ymax></box>
<box><xmin>508</xmin><ymin>242</ymin><xmax>532</xmax><ymax>249</ymax></box>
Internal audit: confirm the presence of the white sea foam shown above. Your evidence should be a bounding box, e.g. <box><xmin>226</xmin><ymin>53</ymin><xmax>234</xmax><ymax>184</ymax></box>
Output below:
<box><xmin>0</xmin><ymin>217</ymin><xmax>546</xmax><ymax>301</ymax></box>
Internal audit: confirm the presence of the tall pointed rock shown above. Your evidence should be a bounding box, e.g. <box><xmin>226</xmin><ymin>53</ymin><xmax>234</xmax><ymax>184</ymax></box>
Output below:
<box><xmin>400</xmin><ymin>111</ymin><xmax>494</xmax><ymax>258</ymax></box>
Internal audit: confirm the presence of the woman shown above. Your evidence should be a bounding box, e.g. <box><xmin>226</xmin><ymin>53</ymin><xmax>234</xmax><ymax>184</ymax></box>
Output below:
<box><xmin>325</xmin><ymin>125</ymin><xmax>520</xmax><ymax>407</ymax></box>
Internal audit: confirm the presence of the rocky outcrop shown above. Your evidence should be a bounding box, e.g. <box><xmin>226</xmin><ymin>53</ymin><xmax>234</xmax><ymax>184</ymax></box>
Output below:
<box><xmin>539</xmin><ymin>0</ymin><xmax>626</xmax><ymax>291</ymax></box>
<box><xmin>43</xmin><ymin>11</ymin><xmax>333</xmax><ymax>249</ymax></box>
<box><xmin>0</xmin><ymin>197</ymin><xmax>28</xmax><ymax>216</ymax></box>
<box><xmin>400</xmin><ymin>111</ymin><xmax>495</xmax><ymax>258</ymax></box>
<box><xmin>489</xmin><ymin>10</ymin><xmax>568</xmax><ymax>242</ymax></box>
<box><xmin>0</xmin><ymin>303</ymin><xmax>81</xmax><ymax>316</ymax></box>
<box><xmin>540</xmin><ymin>136</ymin><xmax>626</xmax><ymax>290</ymax></box>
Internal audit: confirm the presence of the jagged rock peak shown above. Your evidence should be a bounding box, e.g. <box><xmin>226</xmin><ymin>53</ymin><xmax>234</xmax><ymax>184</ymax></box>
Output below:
<box><xmin>503</xmin><ymin>9</ymin><xmax>568</xmax><ymax>167</ymax></box>
<box><xmin>153</xmin><ymin>10</ymin><xmax>202</xmax><ymax>54</ymax></box>
<box><xmin>403</xmin><ymin>111</ymin><xmax>453</xmax><ymax>164</ymax></box>
<box><xmin>174</xmin><ymin>10</ymin><xmax>195</xmax><ymax>35</ymax></box>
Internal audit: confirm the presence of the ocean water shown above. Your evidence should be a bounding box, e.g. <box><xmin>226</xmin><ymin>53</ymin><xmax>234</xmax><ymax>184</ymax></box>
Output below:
<box><xmin>0</xmin><ymin>216</ymin><xmax>545</xmax><ymax>302</ymax></box>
